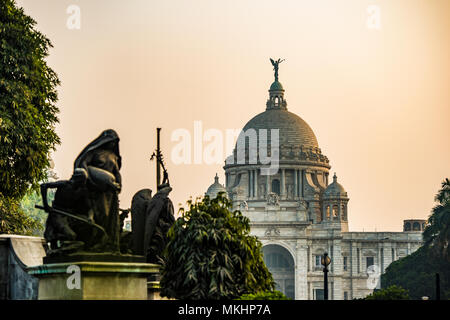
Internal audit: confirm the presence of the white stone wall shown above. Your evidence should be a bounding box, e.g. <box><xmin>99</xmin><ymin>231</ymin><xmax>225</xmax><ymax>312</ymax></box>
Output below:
<box><xmin>250</xmin><ymin>215</ymin><xmax>423</xmax><ymax>300</ymax></box>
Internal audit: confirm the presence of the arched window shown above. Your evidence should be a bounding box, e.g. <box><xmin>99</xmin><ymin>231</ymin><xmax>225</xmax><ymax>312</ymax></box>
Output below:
<box><xmin>265</xmin><ymin>252</ymin><xmax>290</xmax><ymax>268</ymax></box>
<box><xmin>413</xmin><ymin>222</ymin><xmax>420</xmax><ymax>231</ymax></box>
<box><xmin>263</xmin><ymin>245</ymin><xmax>295</xmax><ymax>300</ymax></box>
<box><xmin>404</xmin><ymin>222</ymin><xmax>411</xmax><ymax>231</ymax></box>
<box><xmin>326</xmin><ymin>205</ymin><xmax>331</xmax><ymax>220</ymax></box>
<box><xmin>272</xmin><ymin>179</ymin><xmax>280</xmax><ymax>195</ymax></box>
<box><xmin>332</xmin><ymin>205</ymin><xmax>339</xmax><ymax>220</ymax></box>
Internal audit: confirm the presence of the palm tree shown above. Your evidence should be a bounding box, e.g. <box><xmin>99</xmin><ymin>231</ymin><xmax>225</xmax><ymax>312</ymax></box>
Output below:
<box><xmin>423</xmin><ymin>178</ymin><xmax>450</xmax><ymax>261</ymax></box>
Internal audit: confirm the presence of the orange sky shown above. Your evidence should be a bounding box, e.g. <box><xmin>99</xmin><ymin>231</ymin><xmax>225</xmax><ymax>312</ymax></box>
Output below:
<box><xmin>17</xmin><ymin>0</ymin><xmax>450</xmax><ymax>231</ymax></box>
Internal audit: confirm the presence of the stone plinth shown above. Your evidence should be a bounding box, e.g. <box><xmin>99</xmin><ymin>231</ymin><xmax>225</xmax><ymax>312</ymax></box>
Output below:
<box><xmin>147</xmin><ymin>271</ymin><xmax>170</xmax><ymax>300</ymax></box>
<box><xmin>147</xmin><ymin>280</ymin><xmax>162</xmax><ymax>300</ymax></box>
<box><xmin>28</xmin><ymin>260</ymin><xmax>159</xmax><ymax>300</ymax></box>
<box><xmin>0</xmin><ymin>235</ymin><xmax>46</xmax><ymax>299</ymax></box>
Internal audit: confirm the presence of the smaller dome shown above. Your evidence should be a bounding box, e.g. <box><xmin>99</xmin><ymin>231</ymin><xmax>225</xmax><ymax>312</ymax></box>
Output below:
<box><xmin>324</xmin><ymin>173</ymin><xmax>347</xmax><ymax>198</ymax></box>
<box><xmin>205</xmin><ymin>173</ymin><xmax>228</xmax><ymax>199</ymax></box>
<box><xmin>269</xmin><ymin>81</ymin><xmax>284</xmax><ymax>91</ymax></box>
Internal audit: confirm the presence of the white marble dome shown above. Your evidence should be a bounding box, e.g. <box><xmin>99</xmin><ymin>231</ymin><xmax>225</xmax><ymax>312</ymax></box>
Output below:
<box><xmin>227</xmin><ymin>80</ymin><xmax>329</xmax><ymax>167</ymax></box>
<box><xmin>242</xmin><ymin>108</ymin><xmax>319</xmax><ymax>149</ymax></box>
<box><xmin>205</xmin><ymin>174</ymin><xmax>227</xmax><ymax>199</ymax></box>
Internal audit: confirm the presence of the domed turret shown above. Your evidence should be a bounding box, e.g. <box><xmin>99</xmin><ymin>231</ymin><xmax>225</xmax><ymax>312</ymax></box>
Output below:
<box><xmin>269</xmin><ymin>81</ymin><xmax>284</xmax><ymax>91</ymax></box>
<box><xmin>322</xmin><ymin>173</ymin><xmax>349</xmax><ymax>228</ymax></box>
<box><xmin>205</xmin><ymin>173</ymin><xmax>227</xmax><ymax>199</ymax></box>
<box><xmin>324</xmin><ymin>173</ymin><xmax>347</xmax><ymax>198</ymax></box>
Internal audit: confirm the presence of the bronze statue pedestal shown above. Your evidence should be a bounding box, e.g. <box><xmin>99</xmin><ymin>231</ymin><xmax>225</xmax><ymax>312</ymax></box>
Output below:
<box><xmin>28</xmin><ymin>259</ymin><xmax>160</xmax><ymax>300</ymax></box>
<box><xmin>147</xmin><ymin>272</ymin><xmax>164</xmax><ymax>300</ymax></box>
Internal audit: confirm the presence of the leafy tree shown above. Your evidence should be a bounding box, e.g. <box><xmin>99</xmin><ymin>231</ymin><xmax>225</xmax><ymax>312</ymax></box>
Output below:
<box><xmin>381</xmin><ymin>178</ymin><xmax>450</xmax><ymax>299</ymax></box>
<box><xmin>19</xmin><ymin>188</ymin><xmax>52</xmax><ymax>236</ymax></box>
<box><xmin>18</xmin><ymin>167</ymin><xmax>57</xmax><ymax>236</ymax></box>
<box><xmin>423</xmin><ymin>178</ymin><xmax>450</xmax><ymax>260</ymax></box>
<box><xmin>364</xmin><ymin>285</ymin><xmax>409</xmax><ymax>300</ymax></box>
<box><xmin>237</xmin><ymin>290</ymin><xmax>290</xmax><ymax>300</ymax></box>
<box><xmin>0</xmin><ymin>0</ymin><xmax>60</xmax><ymax>234</ymax></box>
<box><xmin>160</xmin><ymin>193</ymin><xmax>275</xmax><ymax>300</ymax></box>
<box><xmin>0</xmin><ymin>195</ymin><xmax>41</xmax><ymax>236</ymax></box>
<box><xmin>382</xmin><ymin>244</ymin><xmax>450</xmax><ymax>299</ymax></box>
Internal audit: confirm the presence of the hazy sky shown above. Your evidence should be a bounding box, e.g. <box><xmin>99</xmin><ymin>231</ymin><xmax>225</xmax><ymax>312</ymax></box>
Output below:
<box><xmin>17</xmin><ymin>0</ymin><xmax>450</xmax><ymax>231</ymax></box>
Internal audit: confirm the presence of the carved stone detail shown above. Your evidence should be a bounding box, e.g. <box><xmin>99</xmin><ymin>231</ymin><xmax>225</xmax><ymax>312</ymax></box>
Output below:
<box><xmin>265</xmin><ymin>226</ymin><xmax>281</xmax><ymax>237</ymax></box>
<box><xmin>267</xmin><ymin>192</ymin><xmax>280</xmax><ymax>206</ymax></box>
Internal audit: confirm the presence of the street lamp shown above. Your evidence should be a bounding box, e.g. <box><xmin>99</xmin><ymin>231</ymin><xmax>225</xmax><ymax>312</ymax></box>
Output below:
<box><xmin>321</xmin><ymin>252</ymin><xmax>332</xmax><ymax>300</ymax></box>
<box><xmin>436</xmin><ymin>273</ymin><xmax>441</xmax><ymax>300</ymax></box>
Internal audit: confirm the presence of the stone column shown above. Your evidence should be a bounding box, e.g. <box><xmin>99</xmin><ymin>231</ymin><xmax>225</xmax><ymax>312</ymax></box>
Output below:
<box><xmin>299</xmin><ymin>170</ymin><xmax>303</xmax><ymax>198</ymax></box>
<box><xmin>351</xmin><ymin>243</ymin><xmax>359</xmax><ymax>299</ymax></box>
<box><xmin>248</xmin><ymin>170</ymin><xmax>252</xmax><ymax>198</ymax></box>
<box><xmin>332</xmin><ymin>239</ymin><xmax>343</xmax><ymax>300</ymax></box>
<box><xmin>338</xmin><ymin>201</ymin><xmax>342</xmax><ymax>221</ymax></box>
<box><xmin>295</xmin><ymin>240</ymin><xmax>308</xmax><ymax>300</ymax></box>
<box><xmin>294</xmin><ymin>169</ymin><xmax>298</xmax><ymax>198</ymax></box>
<box><xmin>281</xmin><ymin>168</ymin><xmax>286</xmax><ymax>199</ymax></box>
<box><xmin>253</xmin><ymin>169</ymin><xmax>258</xmax><ymax>199</ymax></box>
<box><xmin>379</xmin><ymin>246</ymin><xmax>384</xmax><ymax>273</ymax></box>
<box><xmin>266</xmin><ymin>174</ymin><xmax>270</xmax><ymax>197</ymax></box>
<box><xmin>384</xmin><ymin>244</ymin><xmax>393</xmax><ymax>271</ymax></box>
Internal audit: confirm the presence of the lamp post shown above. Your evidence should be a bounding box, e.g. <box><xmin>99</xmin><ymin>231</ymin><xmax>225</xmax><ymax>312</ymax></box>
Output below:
<box><xmin>436</xmin><ymin>273</ymin><xmax>441</xmax><ymax>300</ymax></box>
<box><xmin>321</xmin><ymin>252</ymin><xmax>331</xmax><ymax>300</ymax></box>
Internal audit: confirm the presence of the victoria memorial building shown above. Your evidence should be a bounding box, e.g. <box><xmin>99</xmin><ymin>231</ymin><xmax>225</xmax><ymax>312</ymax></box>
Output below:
<box><xmin>205</xmin><ymin>63</ymin><xmax>425</xmax><ymax>300</ymax></box>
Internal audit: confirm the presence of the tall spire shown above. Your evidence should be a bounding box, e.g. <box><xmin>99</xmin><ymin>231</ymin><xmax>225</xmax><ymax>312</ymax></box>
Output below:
<box><xmin>267</xmin><ymin>58</ymin><xmax>287</xmax><ymax>110</ymax></box>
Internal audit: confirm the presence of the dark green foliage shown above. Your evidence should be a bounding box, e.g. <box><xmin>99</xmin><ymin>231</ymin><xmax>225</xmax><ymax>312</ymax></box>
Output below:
<box><xmin>381</xmin><ymin>245</ymin><xmax>450</xmax><ymax>299</ymax></box>
<box><xmin>19</xmin><ymin>189</ymin><xmax>52</xmax><ymax>236</ymax></box>
<box><xmin>0</xmin><ymin>194</ymin><xmax>42</xmax><ymax>236</ymax></box>
<box><xmin>237</xmin><ymin>290</ymin><xmax>290</xmax><ymax>300</ymax></box>
<box><xmin>423</xmin><ymin>178</ymin><xmax>450</xmax><ymax>260</ymax></box>
<box><xmin>381</xmin><ymin>178</ymin><xmax>450</xmax><ymax>299</ymax></box>
<box><xmin>0</xmin><ymin>0</ymin><xmax>60</xmax><ymax>235</ymax></box>
<box><xmin>0</xmin><ymin>0</ymin><xmax>60</xmax><ymax>200</ymax></box>
<box><xmin>160</xmin><ymin>193</ymin><xmax>275</xmax><ymax>300</ymax></box>
<box><xmin>364</xmin><ymin>285</ymin><xmax>409</xmax><ymax>300</ymax></box>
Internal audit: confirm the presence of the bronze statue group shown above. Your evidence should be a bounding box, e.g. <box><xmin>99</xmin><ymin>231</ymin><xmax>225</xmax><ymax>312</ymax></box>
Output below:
<box><xmin>39</xmin><ymin>129</ymin><xmax>175</xmax><ymax>264</ymax></box>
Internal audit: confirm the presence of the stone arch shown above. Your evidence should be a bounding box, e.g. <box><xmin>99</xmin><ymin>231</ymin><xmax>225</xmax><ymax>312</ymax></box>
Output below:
<box><xmin>274</xmin><ymin>96</ymin><xmax>279</xmax><ymax>105</ymax></box>
<box><xmin>404</xmin><ymin>222</ymin><xmax>411</xmax><ymax>231</ymax></box>
<box><xmin>262</xmin><ymin>243</ymin><xmax>295</xmax><ymax>300</ymax></box>
<box><xmin>262</xmin><ymin>240</ymin><xmax>297</xmax><ymax>263</ymax></box>
<box><xmin>332</xmin><ymin>205</ymin><xmax>339</xmax><ymax>220</ymax></box>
